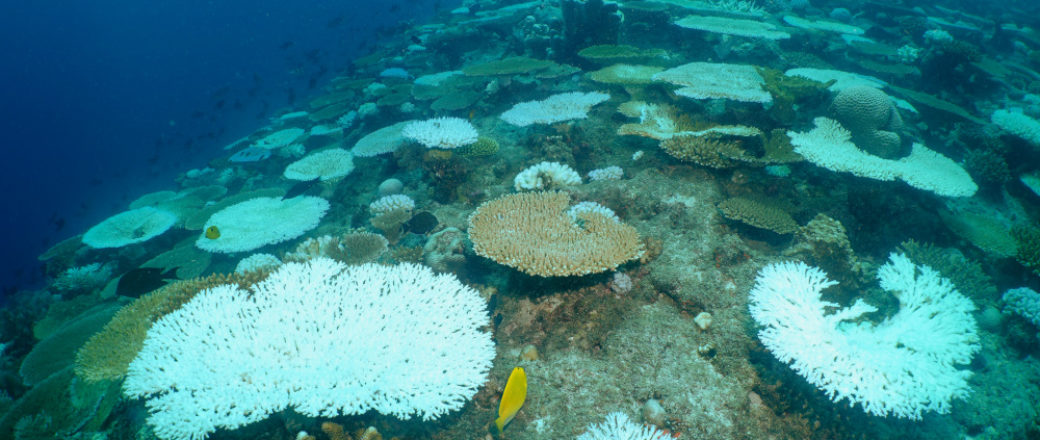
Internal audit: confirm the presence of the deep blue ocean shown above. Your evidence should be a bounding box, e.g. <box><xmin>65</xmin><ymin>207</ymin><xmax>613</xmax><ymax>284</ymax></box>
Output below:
<box><xmin>0</xmin><ymin>0</ymin><xmax>449</xmax><ymax>295</ymax></box>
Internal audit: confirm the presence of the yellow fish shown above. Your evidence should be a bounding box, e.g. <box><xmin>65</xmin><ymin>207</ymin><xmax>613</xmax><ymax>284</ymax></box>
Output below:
<box><xmin>494</xmin><ymin>367</ymin><xmax>527</xmax><ymax>433</ymax></box>
<box><xmin>205</xmin><ymin>225</ymin><xmax>221</xmax><ymax>239</ymax></box>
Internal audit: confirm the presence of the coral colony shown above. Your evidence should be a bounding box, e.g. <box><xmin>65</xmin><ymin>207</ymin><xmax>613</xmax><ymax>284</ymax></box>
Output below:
<box><xmin>11</xmin><ymin>0</ymin><xmax>1040</xmax><ymax>439</ymax></box>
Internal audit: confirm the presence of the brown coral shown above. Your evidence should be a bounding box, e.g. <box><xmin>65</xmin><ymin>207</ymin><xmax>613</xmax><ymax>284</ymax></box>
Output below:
<box><xmin>74</xmin><ymin>271</ymin><xmax>269</xmax><ymax>382</ymax></box>
<box><xmin>468</xmin><ymin>191</ymin><xmax>645</xmax><ymax>277</ymax></box>
<box><xmin>717</xmin><ymin>197</ymin><xmax>799</xmax><ymax>234</ymax></box>
<box><xmin>660</xmin><ymin>134</ymin><xmax>757</xmax><ymax>169</ymax></box>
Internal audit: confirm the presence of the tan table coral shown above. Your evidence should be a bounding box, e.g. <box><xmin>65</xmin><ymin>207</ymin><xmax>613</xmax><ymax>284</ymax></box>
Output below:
<box><xmin>468</xmin><ymin>191</ymin><xmax>644</xmax><ymax>277</ymax></box>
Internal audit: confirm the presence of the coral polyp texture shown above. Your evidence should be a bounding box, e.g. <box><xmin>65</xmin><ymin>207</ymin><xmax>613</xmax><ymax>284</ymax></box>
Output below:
<box><xmin>748</xmin><ymin>253</ymin><xmax>980</xmax><ymax>420</ymax></box>
<box><xmin>82</xmin><ymin>206</ymin><xmax>178</xmax><ymax>249</ymax></box>
<box><xmin>401</xmin><ymin>116</ymin><xmax>478</xmax><ymax>149</ymax></box>
<box><xmin>195</xmin><ymin>196</ymin><xmax>329</xmax><ymax>253</ymax></box>
<box><xmin>122</xmin><ymin>258</ymin><xmax>495</xmax><ymax>440</ymax></box>
<box><xmin>283</xmin><ymin>148</ymin><xmax>355</xmax><ymax>181</ymax></box>
<box><xmin>468</xmin><ymin>191</ymin><xmax>644</xmax><ymax>277</ymax></box>
<box><xmin>500</xmin><ymin>91</ymin><xmax>611</xmax><ymax>126</ymax></box>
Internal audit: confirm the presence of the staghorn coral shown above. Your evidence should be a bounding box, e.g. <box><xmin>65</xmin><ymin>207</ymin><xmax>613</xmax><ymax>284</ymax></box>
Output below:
<box><xmin>898</xmin><ymin>240</ymin><xmax>996</xmax><ymax>302</ymax></box>
<box><xmin>121</xmin><ymin>259</ymin><xmax>495</xmax><ymax>440</ymax></box>
<box><xmin>74</xmin><ymin>271</ymin><xmax>269</xmax><ymax>383</ymax></box>
<box><xmin>468</xmin><ymin>191</ymin><xmax>644</xmax><ymax>277</ymax></box>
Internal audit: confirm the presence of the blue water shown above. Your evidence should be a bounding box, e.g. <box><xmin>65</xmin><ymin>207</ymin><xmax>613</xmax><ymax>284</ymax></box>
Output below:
<box><xmin>0</xmin><ymin>0</ymin><xmax>447</xmax><ymax>293</ymax></box>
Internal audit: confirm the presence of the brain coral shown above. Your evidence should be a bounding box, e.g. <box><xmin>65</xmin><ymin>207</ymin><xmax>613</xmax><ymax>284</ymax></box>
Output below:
<box><xmin>82</xmin><ymin>207</ymin><xmax>178</xmax><ymax>249</ymax></box>
<box><xmin>829</xmin><ymin>86</ymin><xmax>905</xmax><ymax>158</ymax></box>
<box><xmin>195</xmin><ymin>196</ymin><xmax>329</xmax><ymax>253</ymax></box>
<box><xmin>468</xmin><ymin>191</ymin><xmax>644</xmax><ymax>277</ymax></box>
<box><xmin>122</xmin><ymin>258</ymin><xmax>495</xmax><ymax>440</ymax></box>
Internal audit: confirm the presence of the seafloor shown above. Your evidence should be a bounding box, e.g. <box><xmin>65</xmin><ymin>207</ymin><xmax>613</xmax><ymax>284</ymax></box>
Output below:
<box><xmin>4</xmin><ymin>0</ymin><xmax>1040</xmax><ymax>439</ymax></box>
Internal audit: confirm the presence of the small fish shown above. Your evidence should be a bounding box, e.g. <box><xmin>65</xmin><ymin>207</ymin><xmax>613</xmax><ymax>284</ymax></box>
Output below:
<box><xmin>282</xmin><ymin>177</ymin><xmax>321</xmax><ymax>200</ymax></box>
<box><xmin>116</xmin><ymin>267</ymin><xmax>178</xmax><ymax>298</ymax></box>
<box><xmin>205</xmin><ymin>225</ymin><xmax>221</xmax><ymax>239</ymax></box>
<box><xmin>493</xmin><ymin>367</ymin><xmax>527</xmax><ymax>434</ymax></box>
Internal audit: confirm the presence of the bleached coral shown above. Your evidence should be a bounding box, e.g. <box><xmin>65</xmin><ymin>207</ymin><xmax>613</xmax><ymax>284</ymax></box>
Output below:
<box><xmin>577</xmin><ymin>412</ymin><xmax>668</xmax><ymax>440</ymax></box>
<box><xmin>234</xmin><ymin>253</ymin><xmax>281</xmax><ymax>274</ymax></box>
<box><xmin>82</xmin><ymin>207</ymin><xmax>178</xmax><ymax>249</ymax></box>
<box><xmin>401</xmin><ymin>117</ymin><xmax>478</xmax><ymax>149</ymax></box>
<box><xmin>567</xmin><ymin>201</ymin><xmax>619</xmax><ymax>223</ymax></box>
<box><xmin>500</xmin><ymin>92</ymin><xmax>611</xmax><ymax>126</ymax></box>
<box><xmin>195</xmin><ymin>196</ymin><xmax>329</xmax><ymax>253</ymax></box>
<box><xmin>991</xmin><ymin>109</ymin><xmax>1040</xmax><ymax>146</ymax></box>
<box><xmin>283</xmin><ymin>148</ymin><xmax>355</xmax><ymax>181</ymax></box>
<box><xmin>514</xmin><ymin>161</ymin><xmax>582</xmax><ymax>190</ymax></box>
<box><xmin>748</xmin><ymin>253</ymin><xmax>980</xmax><ymax>419</ymax></box>
<box><xmin>351</xmin><ymin>121</ymin><xmax>411</xmax><ymax>157</ymax></box>
<box><xmin>652</xmin><ymin>62</ymin><xmax>772</xmax><ymax>104</ymax></box>
<box><xmin>587</xmin><ymin>166</ymin><xmax>624</xmax><ymax>181</ymax></box>
<box><xmin>674</xmin><ymin>15</ymin><xmax>790</xmax><ymax>40</ymax></box>
<box><xmin>789</xmin><ymin>117</ymin><xmax>977</xmax><ymax>197</ymax></box>
<box><xmin>123</xmin><ymin>258</ymin><xmax>495</xmax><ymax>440</ymax></box>
<box><xmin>53</xmin><ymin>263</ymin><xmax>113</xmax><ymax>292</ymax></box>
<box><xmin>369</xmin><ymin>194</ymin><xmax>415</xmax><ymax>215</ymax></box>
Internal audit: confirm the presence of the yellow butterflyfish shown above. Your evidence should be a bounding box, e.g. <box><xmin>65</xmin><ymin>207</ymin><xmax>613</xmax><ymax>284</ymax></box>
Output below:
<box><xmin>494</xmin><ymin>367</ymin><xmax>527</xmax><ymax>433</ymax></box>
<box><xmin>205</xmin><ymin>225</ymin><xmax>221</xmax><ymax>239</ymax></box>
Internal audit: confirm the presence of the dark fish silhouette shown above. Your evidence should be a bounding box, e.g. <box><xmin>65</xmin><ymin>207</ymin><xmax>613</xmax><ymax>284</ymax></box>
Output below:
<box><xmin>282</xmin><ymin>177</ymin><xmax>321</xmax><ymax>200</ymax></box>
<box><xmin>116</xmin><ymin>267</ymin><xmax>178</xmax><ymax>298</ymax></box>
<box><xmin>404</xmin><ymin>211</ymin><xmax>438</xmax><ymax>234</ymax></box>
<box><xmin>280</xmin><ymin>40</ymin><xmax>295</xmax><ymax>50</ymax></box>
